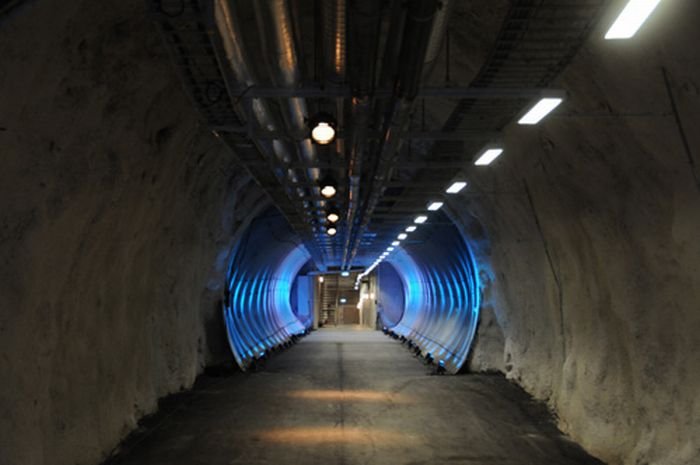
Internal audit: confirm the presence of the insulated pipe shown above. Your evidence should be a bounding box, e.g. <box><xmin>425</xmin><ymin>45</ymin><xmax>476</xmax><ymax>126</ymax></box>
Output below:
<box><xmin>369</xmin><ymin>0</ymin><xmax>449</xmax><ymax>141</ymax></box>
<box><xmin>339</xmin><ymin>97</ymin><xmax>368</xmax><ymax>270</ymax></box>
<box><xmin>253</xmin><ymin>0</ymin><xmax>319</xmax><ymax>182</ymax></box>
<box><xmin>214</xmin><ymin>0</ymin><xmax>294</xmax><ymax>170</ymax></box>
<box><xmin>322</xmin><ymin>0</ymin><xmax>346</xmax><ymax>84</ymax></box>
<box><xmin>339</xmin><ymin>0</ymin><xmax>382</xmax><ymax>270</ymax></box>
<box><xmin>321</xmin><ymin>0</ymin><xmax>347</xmax><ymax>158</ymax></box>
<box><xmin>346</xmin><ymin>0</ymin><xmax>440</xmax><ymax>266</ymax></box>
<box><xmin>422</xmin><ymin>0</ymin><xmax>454</xmax><ymax>80</ymax></box>
<box><xmin>394</xmin><ymin>0</ymin><xmax>439</xmax><ymax>99</ymax></box>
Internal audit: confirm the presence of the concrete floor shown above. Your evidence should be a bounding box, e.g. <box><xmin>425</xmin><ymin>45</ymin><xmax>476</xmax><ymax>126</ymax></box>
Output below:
<box><xmin>107</xmin><ymin>328</ymin><xmax>604</xmax><ymax>465</ymax></box>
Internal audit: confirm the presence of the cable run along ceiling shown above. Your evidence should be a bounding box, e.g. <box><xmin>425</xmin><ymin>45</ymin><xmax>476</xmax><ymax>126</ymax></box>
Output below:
<box><xmin>150</xmin><ymin>0</ymin><xmax>607</xmax><ymax>272</ymax></box>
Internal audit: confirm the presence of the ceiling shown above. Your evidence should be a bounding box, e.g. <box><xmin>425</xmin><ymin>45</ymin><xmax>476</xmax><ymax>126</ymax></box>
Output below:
<box><xmin>150</xmin><ymin>0</ymin><xmax>608</xmax><ymax>272</ymax></box>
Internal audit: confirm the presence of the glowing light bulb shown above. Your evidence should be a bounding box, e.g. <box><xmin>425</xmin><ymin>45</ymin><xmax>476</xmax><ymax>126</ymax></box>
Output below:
<box><xmin>311</xmin><ymin>121</ymin><xmax>336</xmax><ymax>144</ymax></box>
<box><xmin>321</xmin><ymin>185</ymin><xmax>337</xmax><ymax>198</ymax></box>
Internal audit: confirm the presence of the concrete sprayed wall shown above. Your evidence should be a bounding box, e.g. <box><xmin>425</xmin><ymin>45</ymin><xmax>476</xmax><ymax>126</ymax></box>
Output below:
<box><xmin>0</xmin><ymin>1</ymin><xmax>267</xmax><ymax>464</ymax></box>
<box><xmin>458</xmin><ymin>2</ymin><xmax>700</xmax><ymax>464</ymax></box>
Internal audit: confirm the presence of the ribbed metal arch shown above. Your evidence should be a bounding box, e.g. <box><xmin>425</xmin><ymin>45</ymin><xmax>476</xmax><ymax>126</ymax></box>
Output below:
<box><xmin>382</xmin><ymin>219</ymin><xmax>481</xmax><ymax>374</ymax></box>
<box><xmin>223</xmin><ymin>210</ymin><xmax>311</xmax><ymax>370</ymax></box>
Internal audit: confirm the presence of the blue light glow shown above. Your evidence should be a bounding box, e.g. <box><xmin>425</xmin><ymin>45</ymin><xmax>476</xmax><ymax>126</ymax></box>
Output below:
<box><xmin>223</xmin><ymin>210</ymin><xmax>312</xmax><ymax>371</ymax></box>
<box><xmin>378</xmin><ymin>214</ymin><xmax>481</xmax><ymax>374</ymax></box>
<box><xmin>222</xmin><ymin>208</ymin><xmax>482</xmax><ymax>375</ymax></box>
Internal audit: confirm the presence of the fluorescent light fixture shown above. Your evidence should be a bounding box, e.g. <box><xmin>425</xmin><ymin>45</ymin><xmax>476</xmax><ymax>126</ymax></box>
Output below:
<box><xmin>387</xmin><ymin>246</ymin><xmax>395</xmax><ymax>251</ymax></box>
<box><xmin>474</xmin><ymin>147</ymin><xmax>503</xmax><ymax>166</ymax></box>
<box><xmin>427</xmin><ymin>201</ymin><xmax>443</xmax><ymax>211</ymax></box>
<box><xmin>414</xmin><ymin>215</ymin><xmax>428</xmax><ymax>224</ymax></box>
<box><xmin>397</xmin><ymin>233</ymin><xmax>407</xmax><ymax>240</ymax></box>
<box><xmin>391</xmin><ymin>241</ymin><xmax>400</xmax><ymax>246</ymax></box>
<box><xmin>446</xmin><ymin>181</ymin><xmax>467</xmax><ymax>194</ymax></box>
<box><xmin>327</xmin><ymin>227</ymin><xmax>337</xmax><ymax>236</ymax></box>
<box><xmin>605</xmin><ymin>0</ymin><xmax>661</xmax><ymax>40</ymax></box>
<box><xmin>518</xmin><ymin>97</ymin><xmax>563</xmax><ymax>125</ymax></box>
<box><xmin>406</xmin><ymin>225</ymin><xmax>417</xmax><ymax>232</ymax></box>
<box><xmin>341</xmin><ymin>271</ymin><xmax>350</xmax><ymax>277</ymax></box>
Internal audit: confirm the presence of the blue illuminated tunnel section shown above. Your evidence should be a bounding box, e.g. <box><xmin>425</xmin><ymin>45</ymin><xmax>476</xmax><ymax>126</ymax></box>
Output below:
<box><xmin>377</xmin><ymin>264</ymin><xmax>405</xmax><ymax>326</ymax></box>
<box><xmin>223</xmin><ymin>210</ymin><xmax>311</xmax><ymax>370</ymax></box>
<box><xmin>379</xmin><ymin>214</ymin><xmax>481</xmax><ymax>374</ymax></box>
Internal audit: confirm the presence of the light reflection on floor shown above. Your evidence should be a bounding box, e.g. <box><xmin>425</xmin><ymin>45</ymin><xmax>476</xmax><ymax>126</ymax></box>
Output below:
<box><xmin>109</xmin><ymin>330</ymin><xmax>601</xmax><ymax>465</ymax></box>
<box><xmin>254</xmin><ymin>427</ymin><xmax>413</xmax><ymax>444</ymax></box>
<box><xmin>286</xmin><ymin>389</ymin><xmax>413</xmax><ymax>403</ymax></box>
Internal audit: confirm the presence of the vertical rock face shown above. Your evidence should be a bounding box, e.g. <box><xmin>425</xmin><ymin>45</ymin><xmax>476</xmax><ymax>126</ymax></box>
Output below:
<box><xmin>0</xmin><ymin>1</ymin><xmax>264</xmax><ymax>464</ymax></box>
<box><xmin>460</xmin><ymin>2</ymin><xmax>700</xmax><ymax>464</ymax></box>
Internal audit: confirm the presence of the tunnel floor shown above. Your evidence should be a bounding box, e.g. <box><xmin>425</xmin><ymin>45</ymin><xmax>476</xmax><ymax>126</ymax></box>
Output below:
<box><xmin>108</xmin><ymin>328</ymin><xmax>603</xmax><ymax>465</ymax></box>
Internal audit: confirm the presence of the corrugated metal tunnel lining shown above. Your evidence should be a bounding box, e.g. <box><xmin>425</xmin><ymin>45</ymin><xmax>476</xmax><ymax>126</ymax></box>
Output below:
<box><xmin>224</xmin><ymin>208</ymin><xmax>480</xmax><ymax>373</ymax></box>
<box><xmin>382</xmin><ymin>213</ymin><xmax>481</xmax><ymax>373</ymax></box>
<box><xmin>224</xmin><ymin>209</ymin><xmax>312</xmax><ymax>369</ymax></box>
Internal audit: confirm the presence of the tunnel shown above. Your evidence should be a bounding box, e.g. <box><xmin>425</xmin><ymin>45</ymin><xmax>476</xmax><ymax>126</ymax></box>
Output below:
<box><xmin>224</xmin><ymin>207</ymin><xmax>480</xmax><ymax>373</ymax></box>
<box><xmin>1</xmin><ymin>1</ymin><xmax>699</xmax><ymax>465</ymax></box>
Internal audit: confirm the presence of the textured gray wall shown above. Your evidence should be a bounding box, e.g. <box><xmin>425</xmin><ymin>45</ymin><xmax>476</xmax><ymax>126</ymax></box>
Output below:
<box><xmin>0</xmin><ymin>1</ymin><xmax>267</xmax><ymax>464</ymax></box>
<box><xmin>460</xmin><ymin>2</ymin><xmax>700</xmax><ymax>464</ymax></box>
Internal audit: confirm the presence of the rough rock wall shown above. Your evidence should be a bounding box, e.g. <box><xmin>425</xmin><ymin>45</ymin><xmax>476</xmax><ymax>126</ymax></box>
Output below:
<box><xmin>459</xmin><ymin>2</ymin><xmax>700</xmax><ymax>464</ymax></box>
<box><xmin>0</xmin><ymin>1</ymin><xmax>266</xmax><ymax>464</ymax></box>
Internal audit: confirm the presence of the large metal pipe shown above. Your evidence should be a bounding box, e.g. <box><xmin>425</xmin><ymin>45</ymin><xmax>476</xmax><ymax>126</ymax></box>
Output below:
<box><xmin>345</xmin><ymin>0</ymin><xmax>441</xmax><ymax>267</ymax></box>
<box><xmin>253</xmin><ymin>0</ymin><xmax>319</xmax><ymax>182</ymax></box>
<box><xmin>394</xmin><ymin>0</ymin><xmax>440</xmax><ymax>99</ymax></box>
<box><xmin>214</xmin><ymin>0</ymin><xmax>297</xmax><ymax>184</ymax></box>
<box><xmin>322</xmin><ymin>0</ymin><xmax>346</xmax><ymax>85</ymax></box>
<box><xmin>422</xmin><ymin>0</ymin><xmax>454</xmax><ymax>80</ymax></box>
<box><xmin>339</xmin><ymin>0</ymin><xmax>383</xmax><ymax>270</ymax></box>
<box><xmin>321</xmin><ymin>0</ymin><xmax>347</xmax><ymax>162</ymax></box>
